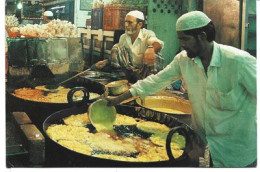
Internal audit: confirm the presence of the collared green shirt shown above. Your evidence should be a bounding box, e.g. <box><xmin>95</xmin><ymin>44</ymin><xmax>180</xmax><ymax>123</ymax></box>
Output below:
<box><xmin>118</xmin><ymin>28</ymin><xmax>164</xmax><ymax>68</ymax></box>
<box><xmin>130</xmin><ymin>42</ymin><xmax>256</xmax><ymax>167</ymax></box>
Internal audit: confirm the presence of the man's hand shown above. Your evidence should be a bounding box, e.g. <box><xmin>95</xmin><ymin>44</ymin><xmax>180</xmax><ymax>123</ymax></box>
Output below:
<box><xmin>106</xmin><ymin>97</ymin><xmax>123</xmax><ymax>107</ymax></box>
<box><xmin>95</xmin><ymin>59</ymin><xmax>109</xmax><ymax>69</ymax></box>
<box><xmin>106</xmin><ymin>91</ymin><xmax>133</xmax><ymax>106</ymax></box>
<box><xmin>143</xmin><ymin>46</ymin><xmax>156</xmax><ymax>66</ymax></box>
<box><xmin>180</xmin><ymin>79</ymin><xmax>187</xmax><ymax>93</ymax></box>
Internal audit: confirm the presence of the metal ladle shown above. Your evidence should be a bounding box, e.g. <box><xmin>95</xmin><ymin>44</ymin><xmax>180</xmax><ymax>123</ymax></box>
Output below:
<box><xmin>88</xmin><ymin>99</ymin><xmax>117</xmax><ymax>131</ymax></box>
<box><xmin>45</xmin><ymin>68</ymin><xmax>92</xmax><ymax>90</ymax></box>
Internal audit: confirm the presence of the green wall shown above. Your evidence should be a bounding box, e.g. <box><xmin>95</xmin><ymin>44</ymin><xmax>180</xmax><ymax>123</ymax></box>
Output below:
<box><xmin>147</xmin><ymin>0</ymin><xmax>197</xmax><ymax>66</ymax></box>
<box><xmin>247</xmin><ymin>0</ymin><xmax>256</xmax><ymax>56</ymax></box>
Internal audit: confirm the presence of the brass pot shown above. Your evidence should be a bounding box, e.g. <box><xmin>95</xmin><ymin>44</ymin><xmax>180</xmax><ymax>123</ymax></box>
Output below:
<box><xmin>106</xmin><ymin>80</ymin><xmax>129</xmax><ymax>96</ymax></box>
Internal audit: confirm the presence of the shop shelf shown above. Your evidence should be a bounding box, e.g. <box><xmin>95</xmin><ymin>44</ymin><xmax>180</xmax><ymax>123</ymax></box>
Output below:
<box><xmin>103</xmin><ymin>6</ymin><xmax>134</xmax><ymax>31</ymax></box>
<box><xmin>103</xmin><ymin>6</ymin><xmax>146</xmax><ymax>31</ymax></box>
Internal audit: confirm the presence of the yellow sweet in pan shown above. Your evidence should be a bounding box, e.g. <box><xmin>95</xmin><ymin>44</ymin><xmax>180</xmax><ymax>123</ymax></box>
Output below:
<box><xmin>63</xmin><ymin>113</ymin><xmax>90</xmax><ymax>127</ymax></box>
<box><xmin>114</xmin><ymin>114</ymin><xmax>137</xmax><ymax>126</ymax></box>
<box><xmin>136</xmin><ymin>121</ymin><xmax>170</xmax><ymax>136</ymax></box>
<box><xmin>12</xmin><ymin>85</ymin><xmax>100</xmax><ymax>103</ymax></box>
<box><xmin>58</xmin><ymin>140</ymin><xmax>93</xmax><ymax>155</ymax></box>
<box><xmin>46</xmin><ymin>113</ymin><xmax>185</xmax><ymax>162</ymax></box>
<box><xmin>46</xmin><ymin>124</ymin><xmax>93</xmax><ymax>142</ymax></box>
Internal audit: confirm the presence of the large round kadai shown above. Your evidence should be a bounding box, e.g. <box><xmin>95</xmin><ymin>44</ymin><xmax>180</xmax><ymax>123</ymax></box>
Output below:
<box><xmin>6</xmin><ymin>77</ymin><xmax>105</xmax><ymax>130</ymax></box>
<box><xmin>43</xmin><ymin>104</ymin><xmax>201</xmax><ymax>167</ymax></box>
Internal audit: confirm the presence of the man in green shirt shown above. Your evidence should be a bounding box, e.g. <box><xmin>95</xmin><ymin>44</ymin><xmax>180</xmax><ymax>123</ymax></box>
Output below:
<box><xmin>107</xmin><ymin>11</ymin><xmax>256</xmax><ymax>167</ymax></box>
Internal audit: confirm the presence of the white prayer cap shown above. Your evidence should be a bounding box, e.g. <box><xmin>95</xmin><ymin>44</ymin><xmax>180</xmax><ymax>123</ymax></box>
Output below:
<box><xmin>43</xmin><ymin>11</ymin><xmax>53</xmax><ymax>17</ymax></box>
<box><xmin>126</xmin><ymin>10</ymin><xmax>144</xmax><ymax>20</ymax></box>
<box><xmin>176</xmin><ymin>11</ymin><xmax>211</xmax><ymax>31</ymax></box>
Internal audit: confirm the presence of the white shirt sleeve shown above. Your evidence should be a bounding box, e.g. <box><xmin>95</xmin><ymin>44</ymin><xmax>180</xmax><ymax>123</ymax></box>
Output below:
<box><xmin>130</xmin><ymin>56</ymin><xmax>182</xmax><ymax>98</ymax></box>
<box><xmin>238</xmin><ymin>53</ymin><xmax>256</xmax><ymax>100</ymax></box>
<box><xmin>146</xmin><ymin>30</ymin><xmax>164</xmax><ymax>49</ymax></box>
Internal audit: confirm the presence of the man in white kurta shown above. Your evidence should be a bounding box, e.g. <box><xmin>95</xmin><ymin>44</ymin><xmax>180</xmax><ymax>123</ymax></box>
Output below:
<box><xmin>130</xmin><ymin>42</ymin><xmax>256</xmax><ymax>167</ymax></box>
<box><xmin>94</xmin><ymin>10</ymin><xmax>164</xmax><ymax>83</ymax></box>
<box><xmin>107</xmin><ymin>11</ymin><xmax>256</xmax><ymax>167</ymax></box>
